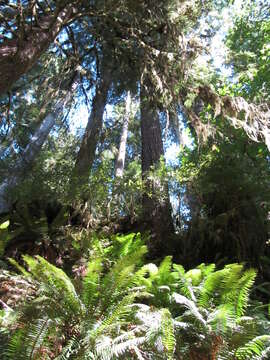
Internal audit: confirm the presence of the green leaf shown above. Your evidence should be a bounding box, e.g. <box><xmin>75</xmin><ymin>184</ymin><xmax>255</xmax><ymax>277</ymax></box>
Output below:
<box><xmin>0</xmin><ymin>220</ymin><xmax>10</xmax><ymax>229</ymax></box>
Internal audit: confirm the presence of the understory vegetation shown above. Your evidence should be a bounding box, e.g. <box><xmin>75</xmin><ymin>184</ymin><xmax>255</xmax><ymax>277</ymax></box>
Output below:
<box><xmin>1</xmin><ymin>233</ymin><xmax>270</xmax><ymax>360</ymax></box>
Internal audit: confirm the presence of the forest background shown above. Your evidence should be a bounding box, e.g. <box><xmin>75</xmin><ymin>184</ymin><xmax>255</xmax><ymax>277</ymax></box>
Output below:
<box><xmin>0</xmin><ymin>0</ymin><xmax>270</xmax><ymax>359</ymax></box>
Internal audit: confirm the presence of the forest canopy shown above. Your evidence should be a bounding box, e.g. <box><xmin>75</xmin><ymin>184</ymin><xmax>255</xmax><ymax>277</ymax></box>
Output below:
<box><xmin>0</xmin><ymin>0</ymin><xmax>270</xmax><ymax>359</ymax></box>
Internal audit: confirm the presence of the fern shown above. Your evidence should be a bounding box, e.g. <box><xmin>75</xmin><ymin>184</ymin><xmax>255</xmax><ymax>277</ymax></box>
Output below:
<box><xmin>235</xmin><ymin>335</ymin><xmax>270</xmax><ymax>359</ymax></box>
<box><xmin>82</xmin><ymin>257</ymin><xmax>103</xmax><ymax>307</ymax></box>
<box><xmin>234</xmin><ymin>269</ymin><xmax>257</xmax><ymax>317</ymax></box>
<box><xmin>160</xmin><ymin>308</ymin><xmax>175</xmax><ymax>360</ymax></box>
<box><xmin>3</xmin><ymin>232</ymin><xmax>270</xmax><ymax>360</ymax></box>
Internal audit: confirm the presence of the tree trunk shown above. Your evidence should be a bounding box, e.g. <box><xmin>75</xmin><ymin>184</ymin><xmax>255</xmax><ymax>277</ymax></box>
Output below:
<box><xmin>73</xmin><ymin>66</ymin><xmax>112</xmax><ymax>185</ymax></box>
<box><xmin>0</xmin><ymin>5</ymin><xmax>73</xmax><ymax>96</ymax></box>
<box><xmin>115</xmin><ymin>91</ymin><xmax>131</xmax><ymax>178</ymax></box>
<box><xmin>140</xmin><ymin>73</ymin><xmax>174</xmax><ymax>258</ymax></box>
<box><xmin>0</xmin><ymin>76</ymin><xmax>78</xmax><ymax>214</ymax></box>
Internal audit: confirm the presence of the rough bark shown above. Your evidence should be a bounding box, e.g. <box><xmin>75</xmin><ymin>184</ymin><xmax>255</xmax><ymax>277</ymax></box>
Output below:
<box><xmin>73</xmin><ymin>66</ymin><xmax>112</xmax><ymax>183</ymax></box>
<box><xmin>115</xmin><ymin>91</ymin><xmax>131</xmax><ymax>178</ymax></box>
<box><xmin>140</xmin><ymin>74</ymin><xmax>174</xmax><ymax>258</ymax></box>
<box><xmin>0</xmin><ymin>77</ymin><xmax>77</xmax><ymax>214</ymax></box>
<box><xmin>0</xmin><ymin>5</ymin><xmax>74</xmax><ymax>96</ymax></box>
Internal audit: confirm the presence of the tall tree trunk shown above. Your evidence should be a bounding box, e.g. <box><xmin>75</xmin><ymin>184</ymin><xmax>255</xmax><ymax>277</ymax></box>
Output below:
<box><xmin>140</xmin><ymin>74</ymin><xmax>174</xmax><ymax>258</ymax></box>
<box><xmin>73</xmin><ymin>65</ymin><xmax>112</xmax><ymax>186</ymax></box>
<box><xmin>0</xmin><ymin>76</ymin><xmax>78</xmax><ymax>214</ymax></box>
<box><xmin>0</xmin><ymin>5</ymin><xmax>74</xmax><ymax>96</ymax></box>
<box><xmin>115</xmin><ymin>91</ymin><xmax>131</xmax><ymax>178</ymax></box>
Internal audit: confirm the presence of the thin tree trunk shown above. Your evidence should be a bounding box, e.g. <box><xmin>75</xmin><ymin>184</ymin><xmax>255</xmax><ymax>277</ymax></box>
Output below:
<box><xmin>140</xmin><ymin>73</ymin><xmax>174</xmax><ymax>258</ymax></box>
<box><xmin>0</xmin><ymin>76</ymin><xmax>78</xmax><ymax>214</ymax></box>
<box><xmin>0</xmin><ymin>5</ymin><xmax>74</xmax><ymax>96</ymax></box>
<box><xmin>73</xmin><ymin>65</ymin><xmax>112</xmax><ymax>184</ymax></box>
<box><xmin>115</xmin><ymin>91</ymin><xmax>131</xmax><ymax>178</ymax></box>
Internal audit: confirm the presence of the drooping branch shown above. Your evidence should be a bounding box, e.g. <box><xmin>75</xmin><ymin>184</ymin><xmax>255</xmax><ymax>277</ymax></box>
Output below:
<box><xmin>197</xmin><ymin>85</ymin><xmax>270</xmax><ymax>150</ymax></box>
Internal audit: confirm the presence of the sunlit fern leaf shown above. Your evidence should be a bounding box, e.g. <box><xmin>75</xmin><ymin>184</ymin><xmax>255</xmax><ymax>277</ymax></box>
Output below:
<box><xmin>160</xmin><ymin>308</ymin><xmax>175</xmax><ymax>360</ymax></box>
<box><xmin>156</xmin><ymin>256</ymin><xmax>173</xmax><ymax>285</ymax></box>
<box><xmin>22</xmin><ymin>255</ymin><xmax>82</xmax><ymax>314</ymax></box>
<box><xmin>8</xmin><ymin>258</ymin><xmax>31</xmax><ymax>277</ymax></box>
<box><xmin>235</xmin><ymin>335</ymin><xmax>270</xmax><ymax>360</ymax></box>
<box><xmin>197</xmin><ymin>263</ymin><xmax>216</xmax><ymax>279</ymax></box>
<box><xmin>220</xmin><ymin>265</ymin><xmax>248</xmax><ymax>307</ymax></box>
<box><xmin>177</xmin><ymin>274</ymin><xmax>196</xmax><ymax>301</ymax></box>
<box><xmin>198</xmin><ymin>267</ymin><xmax>231</xmax><ymax>308</ymax></box>
<box><xmin>6</xmin><ymin>318</ymin><xmax>51</xmax><ymax>360</ymax></box>
<box><xmin>82</xmin><ymin>257</ymin><xmax>103</xmax><ymax>307</ymax></box>
<box><xmin>100</xmin><ymin>246</ymin><xmax>147</xmax><ymax>307</ymax></box>
<box><xmin>207</xmin><ymin>304</ymin><xmax>235</xmax><ymax>336</ymax></box>
<box><xmin>234</xmin><ymin>268</ymin><xmax>257</xmax><ymax>317</ymax></box>
<box><xmin>96</xmin><ymin>333</ymin><xmax>146</xmax><ymax>360</ymax></box>
<box><xmin>132</xmin><ymin>263</ymin><xmax>158</xmax><ymax>289</ymax></box>
<box><xmin>93</xmin><ymin>293</ymin><xmax>137</xmax><ymax>338</ymax></box>
<box><xmin>172</xmin><ymin>264</ymin><xmax>185</xmax><ymax>276</ymax></box>
<box><xmin>172</xmin><ymin>293</ymin><xmax>207</xmax><ymax>327</ymax></box>
<box><xmin>253</xmin><ymin>346</ymin><xmax>270</xmax><ymax>360</ymax></box>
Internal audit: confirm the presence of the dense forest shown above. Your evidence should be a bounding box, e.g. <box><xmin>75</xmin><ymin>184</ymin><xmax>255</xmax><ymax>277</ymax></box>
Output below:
<box><xmin>0</xmin><ymin>0</ymin><xmax>270</xmax><ymax>359</ymax></box>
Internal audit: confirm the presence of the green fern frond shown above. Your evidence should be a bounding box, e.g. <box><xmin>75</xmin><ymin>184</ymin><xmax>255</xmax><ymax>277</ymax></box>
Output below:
<box><xmin>199</xmin><ymin>267</ymin><xmax>230</xmax><ymax>308</ymax></box>
<box><xmin>160</xmin><ymin>308</ymin><xmax>175</xmax><ymax>360</ymax></box>
<box><xmin>207</xmin><ymin>304</ymin><xmax>235</xmax><ymax>335</ymax></box>
<box><xmin>96</xmin><ymin>333</ymin><xmax>145</xmax><ymax>360</ymax></box>
<box><xmin>234</xmin><ymin>269</ymin><xmax>257</xmax><ymax>317</ymax></box>
<box><xmin>198</xmin><ymin>263</ymin><xmax>216</xmax><ymax>279</ymax></box>
<box><xmin>22</xmin><ymin>255</ymin><xmax>82</xmax><ymax>315</ymax></box>
<box><xmin>82</xmin><ymin>257</ymin><xmax>103</xmax><ymax>307</ymax></box>
<box><xmin>93</xmin><ymin>293</ymin><xmax>137</xmax><ymax>338</ymax></box>
<box><xmin>172</xmin><ymin>293</ymin><xmax>207</xmax><ymax>327</ymax></box>
<box><xmin>100</xmin><ymin>246</ymin><xmax>147</xmax><ymax>307</ymax></box>
<box><xmin>54</xmin><ymin>336</ymin><xmax>82</xmax><ymax>360</ymax></box>
<box><xmin>25</xmin><ymin>317</ymin><xmax>51</xmax><ymax>360</ymax></box>
<box><xmin>8</xmin><ymin>258</ymin><xmax>31</xmax><ymax>277</ymax></box>
<box><xmin>5</xmin><ymin>328</ymin><xmax>26</xmax><ymax>360</ymax></box>
<box><xmin>235</xmin><ymin>335</ymin><xmax>270</xmax><ymax>359</ymax></box>
<box><xmin>158</xmin><ymin>256</ymin><xmax>173</xmax><ymax>278</ymax></box>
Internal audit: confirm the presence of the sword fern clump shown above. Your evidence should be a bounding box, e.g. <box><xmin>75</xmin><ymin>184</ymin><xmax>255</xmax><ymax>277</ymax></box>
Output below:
<box><xmin>1</xmin><ymin>232</ymin><xmax>270</xmax><ymax>359</ymax></box>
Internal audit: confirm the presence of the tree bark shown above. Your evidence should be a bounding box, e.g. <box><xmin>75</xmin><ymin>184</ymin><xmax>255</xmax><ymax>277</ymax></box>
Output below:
<box><xmin>140</xmin><ymin>73</ymin><xmax>174</xmax><ymax>258</ymax></box>
<box><xmin>0</xmin><ymin>76</ymin><xmax>78</xmax><ymax>214</ymax></box>
<box><xmin>73</xmin><ymin>65</ymin><xmax>112</xmax><ymax>185</ymax></box>
<box><xmin>0</xmin><ymin>5</ymin><xmax>74</xmax><ymax>96</ymax></box>
<box><xmin>115</xmin><ymin>91</ymin><xmax>131</xmax><ymax>178</ymax></box>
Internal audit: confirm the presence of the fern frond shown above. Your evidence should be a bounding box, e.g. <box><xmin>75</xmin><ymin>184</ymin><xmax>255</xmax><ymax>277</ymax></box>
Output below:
<box><xmin>55</xmin><ymin>336</ymin><xmax>82</xmax><ymax>360</ymax></box>
<box><xmin>93</xmin><ymin>293</ymin><xmax>137</xmax><ymax>338</ymax></box>
<box><xmin>160</xmin><ymin>308</ymin><xmax>175</xmax><ymax>360</ymax></box>
<box><xmin>25</xmin><ymin>317</ymin><xmax>51</xmax><ymax>360</ymax></box>
<box><xmin>235</xmin><ymin>335</ymin><xmax>270</xmax><ymax>359</ymax></box>
<box><xmin>234</xmin><ymin>269</ymin><xmax>257</xmax><ymax>317</ymax></box>
<box><xmin>5</xmin><ymin>328</ymin><xmax>26</xmax><ymax>360</ymax></box>
<box><xmin>207</xmin><ymin>304</ymin><xmax>235</xmax><ymax>336</ymax></box>
<box><xmin>23</xmin><ymin>255</ymin><xmax>82</xmax><ymax>315</ymax></box>
<box><xmin>172</xmin><ymin>293</ymin><xmax>207</xmax><ymax>327</ymax></box>
<box><xmin>8</xmin><ymin>258</ymin><xmax>31</xmax><ymax>277</ymax></box>
<box><xmin>199</xmin><ymin>267</ymin><xmax>230</xmax><ymax>308</ymax></box>
<box><xmin>82</xmin><ymin>257</ymin><xmax>103</xmax><ymax>307</ymax></box>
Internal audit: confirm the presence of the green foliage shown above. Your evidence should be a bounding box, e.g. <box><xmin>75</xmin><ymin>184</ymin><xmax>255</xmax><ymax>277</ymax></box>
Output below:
<box><xmin>1</xmin><ymin>233</ymin><xmax>270</xmax><ymax>359</ymax></box>
<box><xmin>226</xmin><ymin>0</ymin><xmax>270</xmax><ymax>102</ymax></box>
<box><xmin>0</xmin><ymin>220</ymin><xmax>10</xmax><ymax>256</ymax></box>
<box><xmin>174</xmin><ymin>131</ymin><xmax>270</xmax><ymax>267</ymax></box>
